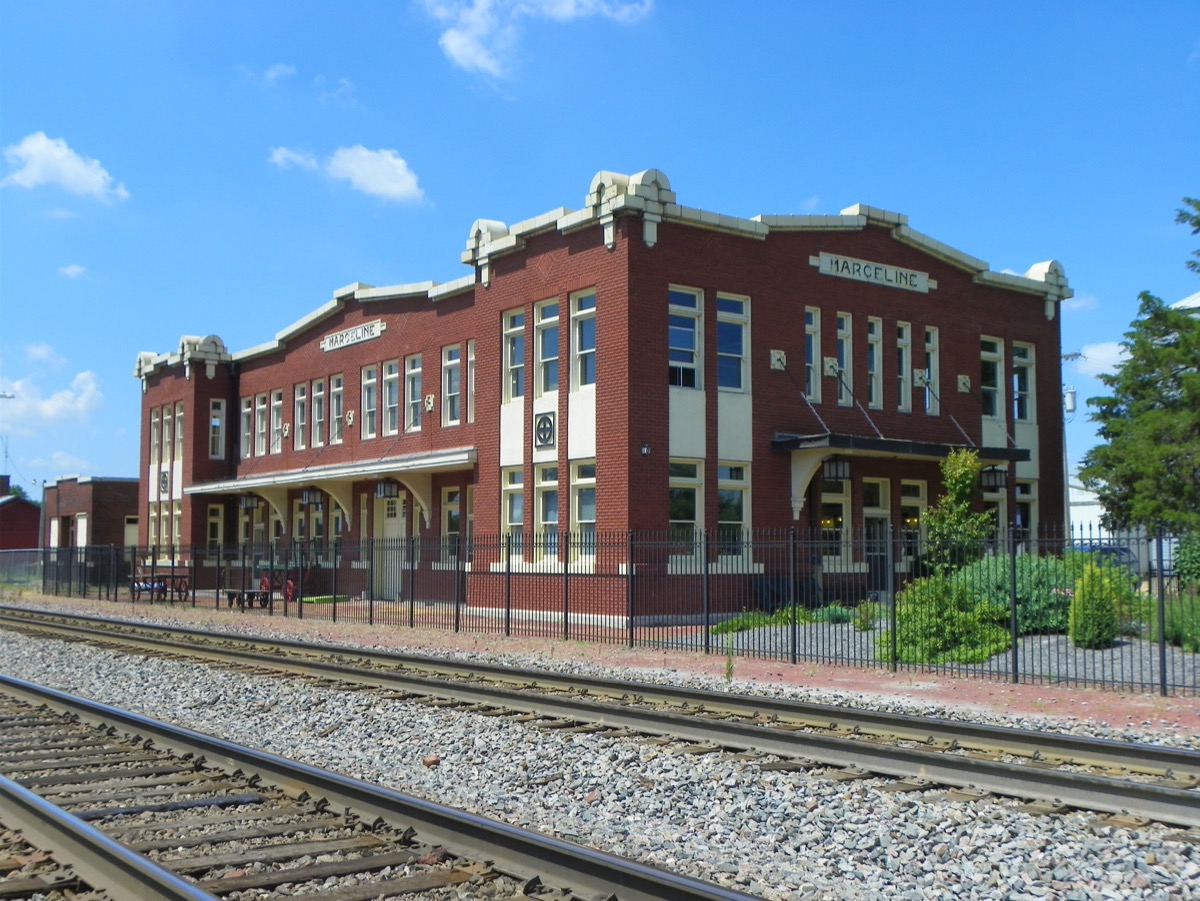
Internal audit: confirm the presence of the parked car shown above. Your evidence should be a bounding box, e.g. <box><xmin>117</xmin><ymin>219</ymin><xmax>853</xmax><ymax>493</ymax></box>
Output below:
<box><xmin>1073</xmin><ymin>543</ymin><xmax>1140</xmax><ymax>585</ymax></box>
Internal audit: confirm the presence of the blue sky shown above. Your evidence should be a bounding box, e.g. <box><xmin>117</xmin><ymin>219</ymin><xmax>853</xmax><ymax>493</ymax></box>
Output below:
<box><xmin>1</xmin><ymin>1</ymin><xmax>1198</xmax><ymax>498</ymax></box>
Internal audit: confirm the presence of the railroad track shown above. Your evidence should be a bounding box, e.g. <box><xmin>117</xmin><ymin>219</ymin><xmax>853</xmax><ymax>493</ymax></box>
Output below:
<box><xmin>0</xmin><ymin>675</ymin><xmax>758</xmax><ymax>901</ymax></box>
<box><xmin>3</xmin><ymin>605</ymin><xmax>1200</xmax><ymax>830</ymax></box>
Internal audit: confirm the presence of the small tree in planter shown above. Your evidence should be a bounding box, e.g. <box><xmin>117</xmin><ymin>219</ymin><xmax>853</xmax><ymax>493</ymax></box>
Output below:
<box><xmin>1069</xmin><ymin>562</ymin><xmax>1120</xmax><ymax>649</ymax></box>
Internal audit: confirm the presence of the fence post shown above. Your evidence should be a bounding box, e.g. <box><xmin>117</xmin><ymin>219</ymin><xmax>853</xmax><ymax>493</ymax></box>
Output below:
<box><xmin>331</xmin><ymin>542</ymin><xmax>339</xmax><ymax>623</ymax></box>
<box><xmin>504</xmin><ymin>533</ymin><xmax>512</xmax><ymax>637</ymax></box>
<box><xmin>368</xmin><ymin>537</ymin><xmax>375</xmax><ymax>627</ymax></box>
<box><xmin>453</xmin><ymin>534</ymin><xmax>462</xmax><ymax>633</ymax></box>
<box><xmin>702</xmin><ymin>529</ymin><xmax>712</xmax><ymax>655</ymax></box>
<box><xmin>788</xmin><ymin>528</ymin><xmax>798</xmax><ymax>665</ymax></box>
<box><xmin>1156</xmin><ymin>526</ymin><xmax>1168</xmax><ymax>697</ymax></box>
<box><xmin>296</xmin><ymin>546</ymin><xmax>305</xmax><ymax>620</ymax></box>
<box><xmin>888</xmin><ymin>535</ymin><xmax>898</xmax><ymax>672</ymax></box>
<box><xmin>562</xmin><ymin>532</ymin><xmax>571</xmax><ymax>641</ymax></box>
<box><xmin>408</xmin><ymin>535</ymin><xmax>416</xmax><ymax>628</ymax></box>
<box><xmin>626</xmin><ymin>531</ymin><xmax>635</xmax><ymax>649</ymax></box>
<box><xmin>1009</xmin><ymin>526</ymin><xmax>1020</xmax><ymax>684</ymax></box>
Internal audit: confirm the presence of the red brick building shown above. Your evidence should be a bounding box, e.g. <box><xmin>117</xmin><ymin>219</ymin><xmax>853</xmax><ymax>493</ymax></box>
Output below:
<box><xmin>42</xmin><ymin>476</ymin><xmax>139</xmax><ymax>550</ymax></box>
<box><xmin>133</xmin><ymin>169</ymin><xmax>1070</xmax><ymax>611</ymax></box>
<box><xmin>0</xmin><ymin>475</ymin><xmax>40</xmax><ymax>550</ymax></box>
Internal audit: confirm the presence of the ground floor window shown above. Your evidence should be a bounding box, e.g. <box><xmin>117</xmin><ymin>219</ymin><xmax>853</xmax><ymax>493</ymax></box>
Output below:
<box><xmin>536</xmin><ymin>466</ymin><xmax>559</xmax><ymax>560</ymax></box>
<box><xmin>442</xmin><ymin>487</ymin><xmax>461</xmax><ymax>561</ymax></box>
<box><xmin>716</xmin><ymin>463</ymin><xmax>748</xmax><ymax>556</ymax></box>
<box><xmin>820</xmin><ymin>478</ymin><xmax>850</xmax><ymax>561</ymax></box>
<box><xmin>572</xmin><ymin>460</ymin><xmax>596</xmax><ymax>558</ymax></box>
<box><xmin>502</xmin><ymin>468</ymin><xmax>524</xmax><ymax>558</ymax></box>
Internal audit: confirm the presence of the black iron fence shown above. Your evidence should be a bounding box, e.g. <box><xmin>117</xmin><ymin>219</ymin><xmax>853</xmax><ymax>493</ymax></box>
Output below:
<box><xmin>2</xmin><ymin>526</ymin><xmax>1196</xmax><ymax>696</ymax></box>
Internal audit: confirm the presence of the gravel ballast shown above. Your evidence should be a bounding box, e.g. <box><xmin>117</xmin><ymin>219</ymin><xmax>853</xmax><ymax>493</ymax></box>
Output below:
<box><xmin>1</xmin><ymin>600</ymin><xmax>1198</xmax><ymax>900</ymax></box>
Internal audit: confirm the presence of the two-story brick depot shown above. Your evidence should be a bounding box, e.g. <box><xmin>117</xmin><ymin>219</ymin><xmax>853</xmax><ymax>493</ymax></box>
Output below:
<box><xmin>134</xmin><ymin>168</ymin><xmax>1071</xmax><ymax>618</ymax></box>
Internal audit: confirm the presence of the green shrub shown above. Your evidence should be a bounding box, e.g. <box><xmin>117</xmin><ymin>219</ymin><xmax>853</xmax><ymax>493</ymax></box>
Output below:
<box><xmin>852</xmin><ymin>601</ymin><xmax>881</xmax><ymax>632</ymax></box>
<box><xmin>1156</xmin><ymin>592</ymin><xmax>1200</xmax><ymax>653</ymax></box>
<box><xmin>1069</xmin><ymin>563</ymin><xmax>1120</xmax><ymax>649</ymax></box>
<box><xmin>711</xmin><ymin>606</ymin><xmax>812</xmax><ymax>635</ymax></box>
<box><xmin>1176</xmin><ymin>535</ymin><xmax>1200</xmax><ymax>589</ymax></box>
<box><xmin>951</xmin><ymin>555</ymin><xmax>1077</xmax><ymax>635</ymax></box>
<box><xmin>812</xmin><ymin>604</ymin><xmax>854</xmax><ymax>624</ymax></box>
<box><xmin>881</xmin><ymin>574</ymin><xmax>1009</xmax><ymax>665</ymax></box>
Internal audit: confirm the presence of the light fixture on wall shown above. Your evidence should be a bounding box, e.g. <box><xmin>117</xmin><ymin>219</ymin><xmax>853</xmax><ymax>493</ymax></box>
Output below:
<box><xmin>375</xmin><ymin>479</ymin><xmax>400</xmax><ymax>499</ymax></box>
<box><xmin>822</xmin><ymin>458</ymin><xmax>850</xmax><ymax>481</ymax></box>
<box><xmin>640</xmin><ymin>442</ymin><xmax>651</xmax><ymax>456</ymax></box>
<box><xmin>238</xmin><ymin>493</ymin><xmax>259</xmax><ymax>510</ymax></box>
<box><xmin>301</xmin><ymin>488</ymin><xmax>322</xmax><ymax>506</ymax></box>
<box><xmin>981</xmin><ymin>466</ymin><xmax>1009</xmax><ymax>491</ymax></box>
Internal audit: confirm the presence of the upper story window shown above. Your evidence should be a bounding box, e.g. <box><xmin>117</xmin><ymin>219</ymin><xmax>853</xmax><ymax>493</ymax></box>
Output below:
<box><xmin>293</xmin><ymin>384</ymin><xmax>308</xmax><ymax>450</ymax></box>
<box><xmin>312</xmin><ymin>379</ymin><xmax>325</xmax><ymax>447</ymax></box>
<box><xmin>866</xmin><ymin>317</ymin><xmax>883</xmax><ymax>409</ymax></box>
<box><xmin>466</xmin><ymin>340</ymin><xmax>476</xmax><ymax>423</ymax></box>
<box><xmin>270</xmin><ymin>389</ymin><xmax>283</xmax><ymax>453</ymax></box>
<box><xmin>503</xmin><ymin>310</ymin><xmax>525</xmax><ymax>402</ymax></box>
<box><xmin>716</xmin><ymin>294</ymin><xmax>748</xmax><ymax>391</ymax></box>
<box><xmin>1012</xmin><ymin>343</ymin><xmax>1034</xmax><ymax>422</ymax></box>
<box><xmin>980</xmin><ymin>338</ymin><xmax>1003</xmax><ymax>418</ymax></box>
<box><xmin>897</xmin><ymin>322</ymin><xmax>912</xmax><ymax>412</ymax></box>
<box><xmin>361</xmin><ymin>365</ymin><xmax>378</xmax><ymax>440</ymax></box>
<box><xmin>668</xmin><ymin>288</ymin><xmax>701</xmax><ymax>388</ymax></box>
<box><xmin>804</xmin><ymin>307</ymin><xmax>821</xmax><ymax>402</ymax></box>
<box><xmin>330</xmin><ymin>375</ymin><xmax>344</xmax><ymax>444</ymax></box>
<box><xmin>536</xmin><ymin>301</ymin><xmax>559</xmax><ymax>395</ymax></box>
<box><xmin>836</xmin><ymin>313</ymin><xmax>852</xmax><ymax>406</ymax></box>
<box><xmin>174</xmin><ymin>403</ymin><xmax>184</xmax><ymax>460</ymax></box>
<box><xmin>383</xmin><ymin>360</ymin><xmax>400</xmax><ymax>436</ymax></box>
<box><xmin>150</xmin><ymin>408</ymin><xmax>161</xmax><ymax>464</ymax></box>
<box><xmin>924</xmin><ymin>327</ymin><xmax>940</xmax><ymax>415</ymax></box>
<box><xmin>405</xmin><ymin>354</ymin><xmax>422</xmax><ymax>432</ymax></box>
<box><xmin>239</xmin><ymin>398</ymin><xmax>252</xmax><ymax>458</ymax></box>
<box><xmin>572</xmin><ymin>291</ymin><xmax>597</xmax><ymax>389</ymax></box>
<box><xmin>254</xmin><ymin>394</ymin><xmax>268</xmax><ymax>456</ymax></box>
<box><xmin>209</xmin><ymin>399</ymin><xmax>226</xmax><ymax>460</ymax></box>
<box><xmin>442</xmin><ymin>345</ymin><xmax>462</xmax><ymax>426</ymax></box>
<box><xmin>162</xmin><ymin>406</ymin><xmax>173</xmax><ymax>463</ymax></box>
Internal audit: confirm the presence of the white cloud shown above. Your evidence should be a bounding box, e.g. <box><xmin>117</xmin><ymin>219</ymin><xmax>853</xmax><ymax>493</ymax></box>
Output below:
<box><xmin>26</xmin><ymin>344</ymin><xmax>66</xmax><ymax>367</ymax></box>
<box><xmin>1</xmin><ymin>132</ymin><xmax>129</xmax><ymax>202</ymax></box>
<box><xmin>316</xmin><ymin>76</ymin><xmax>357</xmax><ymax>105</ymax></box>
<box><xmin>30</xmin><ymin>449</ymin><xmax>94</xmax><ymax>476</ymax></box>
<box><xmin>273</xmin><ymin>146</ymin><xmax>424</xmax><ymax>202</ymax></box>
<box><xmin>264</xmin><ymin>63</ymin><xmax>296</xmax><ymax>82</ymax></box>
<box><xmin>1061</xmin><ymin>294</ymin><xmax>1098</xmax><ymax>313</ymax></box>
<box><xmin>422</xmin><ymin>0</ymin><xmax>652</xmax><ymax>77</ymax></box>
<box><xmin>268</xmin><ymin>147</ymin><xmax>319</xmax><ymax>170</ymax></box>
<box><xmin>1074</xmin><ymin>342</ymin><xmax>1128</xmax><ymax>377</ymax></box>
<box><xmin>326</xmin><ymin>147</ymin><xmax>423</xmax><ymax>201</ymax></box>
<box><xmin>58</xmin><ymin>264</ymin><xmax>86</xmax><ymax>279</ymax></box>
<box><xmin>0</xmin><ymin>371</ymin><xmax>103</xmax><ymax>434</ymax></box>
<box><xmin>797</xmin><ymin>195</ymin><xmax>821</xmax><ymax>214</ymax></box>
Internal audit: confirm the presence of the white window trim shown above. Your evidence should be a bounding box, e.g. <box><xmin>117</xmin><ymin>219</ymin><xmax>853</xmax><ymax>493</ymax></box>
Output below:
<box><xmin>535</xmin><ymin>300</ymin><xmax>560</xmax><ymax>397</ymax></box>
<box><xmin>980</xmin><ymin>337</ymin><xmax>1003</xmax><ymax>420</ymax></box>
<box><xmin>254</xmin><ymin>394</ymin><xmax>268</xmax><ymax>456</ymax></box>
<box><xmin>293</xmin><ymin>385</ymin><xmax>308</xmax><ymax>450</ymax></box>
<box><xmin>270</xmin><ymin>390</ymin><xmax>283</xmax><ymax>454</ymax></box>
<box><xmin>836</xmin><ymin>312</ymin><xmax>853</xmax><ymax>407</ymax></box>
<box><xmin>382</xmin><ymin>360</ymin><xmax>400</xmax><ymax>436</ymax></box>
<box><xmin>466</xmin><ymin>340</ymin><xmax>476</xmax><ymax>423</ymax></box>
<box><xmin>716</xmin><ymin>293</ymin><xmax>750</xmax><ymax>393</ymax></box>
<box><xmin>897</xmin><ymin>321</ymin><xmax>912</xmax><ymax>413</ymax></box>
<box><xmin>239</xmin><ymin>399</ymin><xmax>252</xmax><ymax>459</ymax></box>
<box><xmin>405</xmin><ymin>354</ymin><xmax>422</xmax><ymax>432</ymax></box>
<box><xmin>330</xmin><ymin>375</ymin><xmax>344</xmax><ymax>444</ymax></box>
<box><xmin>805</xmin><ymin>307</ymin><xmax>821</xmax><ymax>402</ymax></box>
<box><xmin>571</xmin><ymin>291</ymin><xmax>597</xmax><ymax>391</ymax></box>
<box><xmin>867</xmin><ymin>316</ymin><xmax>883</xmax><ymax>409</ymax></box>
<box><xmin>312</xmin><ymin>379</ymin><xmax>325</xmax><ymax>447</ymax></box>
<box><xmin>209</xmin><ymin>399</ymin><xmax>226</xmax><ymax>460</ymax></box>
<box><xmin>442</xmin><ymin>345</ymin><xmax>462</xmax><ymax>426</ymax></box>
<box><xmin>1012</xmin><ymin>342</ymin><xmax>1035</xmax><ymax>423</ymax></box>
<box><xmin>668</xmin><ymin>287</ymin><xmax>702</xmax><ymax>389</ymax></box>
<box><xmin>503</xmin><ymin>310</ymin><xmax>525</xmax><ymax>403</ymax></box>
<box><xmin>571</xmin><ymin>460</ymin><xmax>597</xmax><ymax>566</ymax></box>
<box><xmin>361</xmin><ymin>365</ymin><xmax>378</xmax><ymax>440</ymax></box>
<box><xmin>924</xmin><ymin>327</ymin><xmax>940</xmax><ymax>416</ymax></box>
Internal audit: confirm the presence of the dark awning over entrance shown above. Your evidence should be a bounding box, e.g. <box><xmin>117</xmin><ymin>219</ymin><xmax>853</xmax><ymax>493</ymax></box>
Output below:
<box><xmin>771</xmin><ymin>432</ymin><xmax>1029</xmax><ymax>464</ymax></box>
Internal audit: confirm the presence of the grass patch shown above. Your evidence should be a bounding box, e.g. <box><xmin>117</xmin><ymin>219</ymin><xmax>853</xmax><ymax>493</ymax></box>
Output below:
<box><xmin>710</xmin><ymin>605</ymin><xmax>813</xmax><ymax>635</ymax></box>
<box><xmin>298</xmin><ymin>594</ymin><xmax>352</xmax><ymax>605</ymax></box>
<box><xmin>811</xmin><ymin>605</ymin><xmax>854</xmax><ymax>624</ymax></box>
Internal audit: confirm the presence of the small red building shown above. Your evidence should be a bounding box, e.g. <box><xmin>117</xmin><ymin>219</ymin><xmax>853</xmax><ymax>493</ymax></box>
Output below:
<box><xmin>42</xmin><ymin>476</ymin><xmax>139</xmax><ymax>550</ymax></box>
<box><xmin>0</xmin><ymin>475</ymin><xmax>40</xmax><ymax>549</ymax></box>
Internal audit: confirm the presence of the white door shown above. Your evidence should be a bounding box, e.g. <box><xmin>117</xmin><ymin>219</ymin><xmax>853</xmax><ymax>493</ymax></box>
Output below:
<box><xmin>374</xmin><ymin>496</ymin><xmax>406</xmax><ymax>600</ymax></box>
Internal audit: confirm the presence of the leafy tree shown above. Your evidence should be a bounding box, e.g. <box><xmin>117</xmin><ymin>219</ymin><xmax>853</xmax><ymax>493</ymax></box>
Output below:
<box><xmin>1177</xmin><ymin>196</ymin><xmax>1200</xmax><ymax>276</ymax></box>
<box><xmin>1078</xmin><ymin>293</ymin><xmax>1200</xmax><ymax>531</ymax></box>
<box><xmin>924</xmin><ymin>448</ymin><xmax>993</xmax><ymax>572</ymax></box>
<box><xmin>6</xmin><ymin>483</ymin><xmax>36</xmax><ymax>504</ymax></box>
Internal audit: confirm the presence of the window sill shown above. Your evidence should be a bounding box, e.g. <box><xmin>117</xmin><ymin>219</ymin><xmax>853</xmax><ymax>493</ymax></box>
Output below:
<box><xmin>488</xmin><ymin>560</ymin><xmax>596</xmax><ymax>575</ymax></box>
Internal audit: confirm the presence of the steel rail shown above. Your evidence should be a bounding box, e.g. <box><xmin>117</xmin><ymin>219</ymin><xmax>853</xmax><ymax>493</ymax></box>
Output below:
<box><xmin>4</xmin><ymin>605</ymin><xmax>1197</xmax><ymax>781</ymax></box>
<box><xmin>0</xmin><ymin>675</ymin><xmax>758</xmax><ymax>901</ymax></box>
<box><xmin>0</xmin><ymin>771</ymin><xmax>218</xmax><ymax>901</ymax></box>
